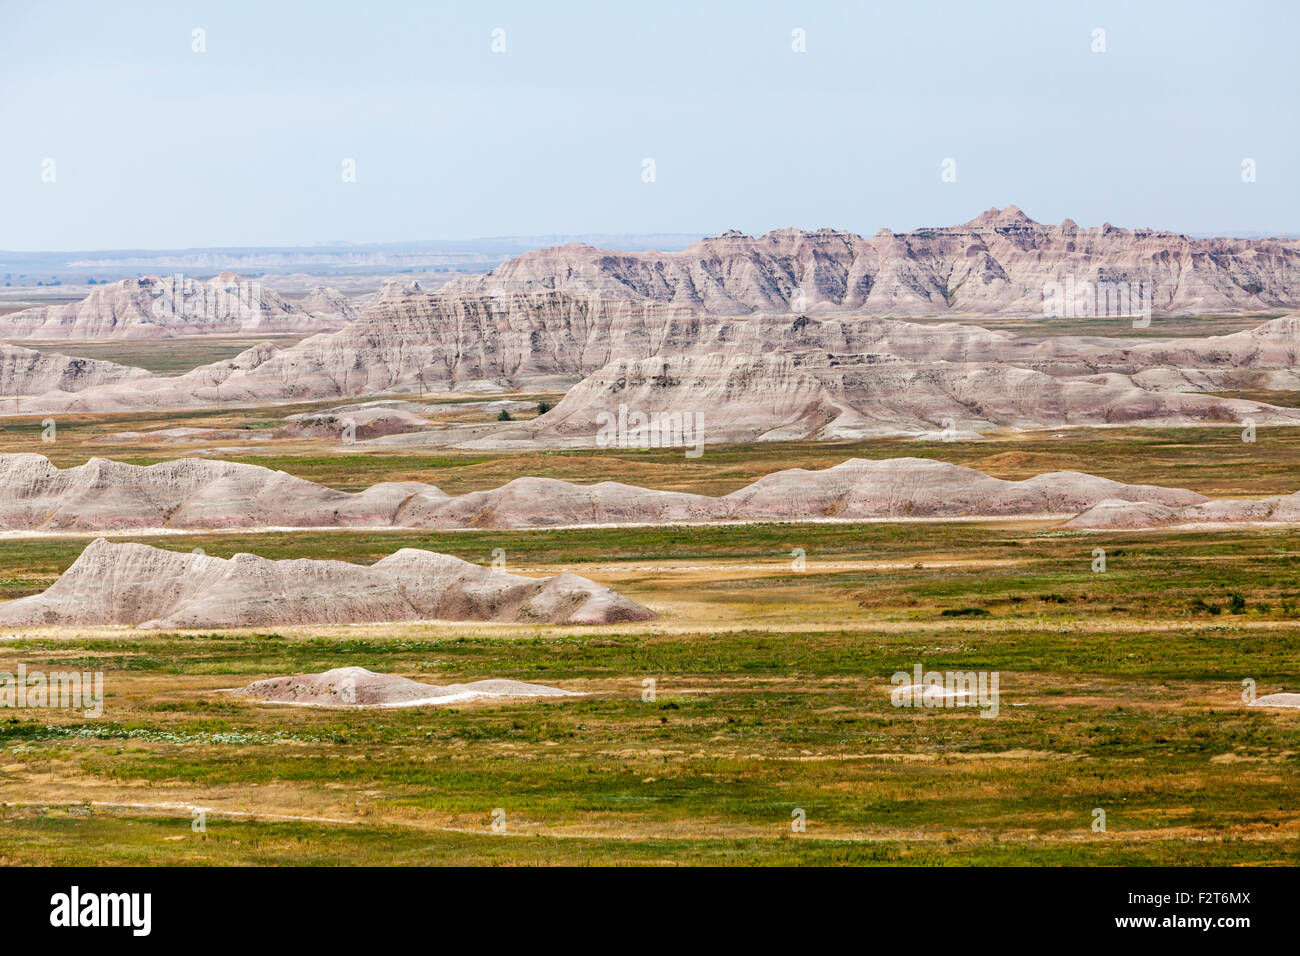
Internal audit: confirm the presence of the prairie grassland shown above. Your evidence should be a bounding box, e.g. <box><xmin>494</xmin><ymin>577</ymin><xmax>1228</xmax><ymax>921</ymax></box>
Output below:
<box><xmin>0</xmin><ymin>518</ymin><xmax>1297</xmax><ymax>865</ymax></box>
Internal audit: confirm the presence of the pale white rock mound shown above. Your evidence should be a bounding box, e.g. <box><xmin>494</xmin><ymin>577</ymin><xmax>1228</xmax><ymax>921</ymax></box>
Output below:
<box><xmin>0</xmin><ymin>454</ymin><xmax>439</xmax><ymax>531</ymax></box>
<box><xmin>0</xmin><ymin>452</ymin><xmax>1245</xmax><ymax>532</ymax></box>
<box><xmin>1249</xmin><ymin>693</ymin><xmax>1300</xmax><ymax>709</ymax></box>
<box><xmin>396</xmin><ymin>476</ymin><xmax>722</xmax><ymax>529</ymax></box>
<box><xmin>231</xmin><ymin>666</ymin><xmax>579</xmax><ymax>707</ymax></box>
<box><xmin>1066</xmin><ymin>489</ymin><xmax>1300</xmax><ymax>530</ymax></box>
<box><xmin>716</xmin><ymin>458</ymin><xmax>1208</xmax><ymax>520</ymax></box>
<box><xmin>0</xmin><ymin>539</ymin><xmax>656</xmax><ymax>628</ymax></box>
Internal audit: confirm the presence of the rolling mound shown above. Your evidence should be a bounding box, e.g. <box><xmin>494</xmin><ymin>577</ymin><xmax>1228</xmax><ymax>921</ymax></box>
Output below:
<box><xmin>0</xmin><ymin>454</ymin><xmax>441</xmax><ymax>531</ymax></box>
<box><xmin>0</xmin><ymin>539</ymin><xmax>655</xmax><ymax>628</ymax></box>
<box><xmin>1066</xmin><ymin>489</ymin><xmax>1300</xmax><ymax>529</ymax></box>
<box><xmin>1250</xmin><ymin>693</ymin><xmax>1300</xmax><ymax>709</ymax></box>
<box><xmin>0</xmin><ymin>453</ymin><xmax>1218</xmax><ymax>533</ymax></box>
<box><xmin>230</xmin><ymin>666</ymin><xmax>580</xmax><ymax>707</ymax></box>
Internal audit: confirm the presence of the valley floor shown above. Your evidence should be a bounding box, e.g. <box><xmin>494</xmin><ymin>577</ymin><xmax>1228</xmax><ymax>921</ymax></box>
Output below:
<box><xmin>1</xmin><ymin>514</ymin><xmax>1297</xmax><ymax>864</ymax></box>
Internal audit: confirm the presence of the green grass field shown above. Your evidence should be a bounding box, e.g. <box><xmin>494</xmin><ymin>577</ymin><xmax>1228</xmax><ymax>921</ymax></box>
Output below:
<box><xmin>1</xmin><ymin>516</ymin><xmax>1297</xmax><ymax>865</ymax></box>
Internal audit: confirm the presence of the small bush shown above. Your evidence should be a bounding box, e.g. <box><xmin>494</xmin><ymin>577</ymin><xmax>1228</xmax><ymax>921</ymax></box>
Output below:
<box><xmin>537</xmin><ymin>401</ymin><xmax>552</xmax><ymax>414</ymax></box>
<box><xmin>940</xmin><ymin>607</ymin><xmax>990</xmax><ymax>617</ymax></box>
<box><xmin>497</xmin><ymin>409</ymin><xmax>513</xmax><ymax>421</ymax></box>
<box><xmin>1228</xmin><ymin>592</ymin><xmax>1247</xmax><ymax>615</ymax></box>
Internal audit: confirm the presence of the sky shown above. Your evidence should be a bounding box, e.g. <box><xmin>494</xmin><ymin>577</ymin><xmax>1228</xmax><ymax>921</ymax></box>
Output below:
<box><xmin>2</xmin><ymin>0</ymin><xmax>1297</xmax><ymax>250</ymax></box>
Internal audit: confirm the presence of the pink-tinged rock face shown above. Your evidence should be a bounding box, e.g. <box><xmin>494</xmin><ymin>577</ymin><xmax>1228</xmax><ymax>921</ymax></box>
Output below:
<box><xmin>442</xmin><ymin>212</ymin><xmax>1300</xmax><ymax>316</ymax></box>
<box><xmin>8</xmin><ymin>291</ymin><xmax>1300</xmax><ymax>435</ymax></box>
<box><xmin>0</xmin><ymin>342</ymin><xmax>150</xmax><ymax>396</ymax></box>
<box><xmin>9</xmin><ymin>451</ymin><xmax>1293</xmax><ymax>538</ymax></box>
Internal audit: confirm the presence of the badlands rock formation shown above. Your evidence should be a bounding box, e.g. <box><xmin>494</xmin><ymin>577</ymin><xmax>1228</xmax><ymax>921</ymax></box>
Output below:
<box><xmin>5</xmin><ymin>211</ymin><xmax>1300</xmax><ymax>442</ymax></box>
<box><xmin>231</xmin><ymin>666</ymin><xmax>579</xmax><ymax>707</ymax></box>
<box><xmin>277</xmin><ymin>406</ymin><xmax>432</xmax><ymax>441</ymax></box>
<box><xmin>0</xmin><ymin>343</ymin><xmax>150</xmax><ymax>397</ymax></box>
<box><xmin>444</xmin><ymin>207</ymin><xmax>1300</xmax><ymax>316</ymax></box>
<box><xmin>1065</xmin><ymin>488</ymin><xmax>1300</xmax><ymax>530</ymax></box>
<box><xmin>7</xmin><ymin>294</ymin><xmax>1300</xmax><ymax>440</ymax></box>
<box><xmin>296</xmin><ymin>286</ymin><xmax>361</xmax><ymax>323</ymax></box>
<box><xmin>0</xmin><ymin>274</ymin><xmax>354</xmax><ymax>339</ymax></box>
<box><xmin>526</xmin><ymin>351</ymin><xmax>1297</xmax><ymax>443</ymax></box>
<box><xmin>0</xmin><ymin>453</ymin><xmax>1215</xmax><ymax>533</ymax></box>
<box><xmin>0</xmin><ymin>539</ymin><xmax>654</xmax><ymax>628</ymax></box>
<box><xmin>0</xmin><ymin>454</ymin><xmax>438</xmax><ymax>530</ymax></box>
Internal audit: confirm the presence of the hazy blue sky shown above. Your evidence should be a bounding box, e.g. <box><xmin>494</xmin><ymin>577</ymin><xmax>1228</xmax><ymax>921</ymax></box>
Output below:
<box><xmin>2</xmin><ymin>0</ymin><xmax>1296</xmax><ymax>250</ymax></box>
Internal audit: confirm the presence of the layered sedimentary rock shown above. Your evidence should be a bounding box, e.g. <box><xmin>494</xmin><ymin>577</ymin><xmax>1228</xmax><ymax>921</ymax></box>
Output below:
<box><xmin>11</xmin><ymin>451</ymin><xmax>1300</xmax><ymax>533</ymax></box>
<box><xmin>444</xmin><ymin>207</ymin><xmax>1300</xmax><ymax>316</ymax></box>
<box><xmin>1065</xmin><ymin>489</ymin><xmax>1300</xmax><ymax>530</ymax></box>
<box><xmin>0</xmin><ymin>343</ymin><xmax>150</xmax><ymax>397</ymax></box>
<box><xmin>231</xmin><ymin>666</ymin><xmax>579</xmax><ymax>707</ymax></box>
<box><xmin>0</xmin><ymin>453</ymin><xmax>1214</xmax><ymax>533</ymax></box>
<box><xmin>296</xmin><ymin>286</ymin><xmax>361</xmax><ymax>324</ymax></box>
<box><xmin>0</xmin><ymin>274</ymin><xmax>354</xmax><ymax>339</ymax></box>
<box><xmin>0</xmin><ymin>290</ymin><xmax>688</xmax><ymax>411</ymax></box>
<box><xmin>525</xmin><ymin>351</ymin><xmax>1298</xmax><ymax>443</ymax></box>
<box><xmin>0</xmin><ymin>454</ymin><xmax>437</xmax><ymax>531</ymax></box>
<box><xmin>5</xmin><ymin>246</ymin><xmax>1300</xmax><ymax>444</ymax></box>
<box><xmin>276</xmin><ymin>406</ymin><xmax>432</xmax><ymax>440</ymax></box>
<box><xmin>8</xmin><ymin>288</ymin><xmax>1300</xmax><ymax>439</ymax></box>
<box><xmin>0</xmin><ymin>539</ymin><xmax>655</xmax><ymax>627</ymax></box>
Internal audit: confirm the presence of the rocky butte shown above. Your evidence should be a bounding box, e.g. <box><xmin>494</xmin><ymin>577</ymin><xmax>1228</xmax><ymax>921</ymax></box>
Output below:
<box><xmin>0</xmin><ymin>273</ymin><xmax>356</xmax><ymax>339</ymax></box>
<box><xmin>0</xmin><ymin>539</ymin><xmax>655</xmax><ymax>628</ymax></box>
<box><xmin>443</xmin><ymin>207</ymin><xmax>1300</xmax><ymax>316</ymax></box>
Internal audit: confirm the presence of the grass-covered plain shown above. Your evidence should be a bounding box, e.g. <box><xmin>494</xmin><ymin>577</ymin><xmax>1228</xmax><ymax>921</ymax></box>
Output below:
<box><xmin>1</xmin><ymin>517</ymin><xmax>1297</xmax><ymax>865</ymax></box>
